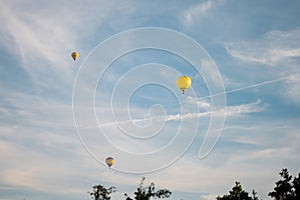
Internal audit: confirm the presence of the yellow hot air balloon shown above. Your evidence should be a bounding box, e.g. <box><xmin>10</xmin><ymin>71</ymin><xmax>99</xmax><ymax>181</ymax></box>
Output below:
<box><xmin>105</xmin><ymin>157</ymin><xmax>114</xmax><ymax>168</ymax></box>
<box><xmin>176</xmin><ymin>76</ymin><xmax>191</xmax><ymax>94</ymax></box>
<box><xmin>71</xmin><ymin>52</ymin><xmax>78</xmax><ymax>61</ymax></box>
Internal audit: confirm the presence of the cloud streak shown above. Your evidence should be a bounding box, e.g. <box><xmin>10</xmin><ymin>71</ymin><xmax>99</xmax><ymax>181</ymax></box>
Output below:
<box><xmin>225</xmin><ymin>28</ymin><xmax>300</xmax><ymax>66</ymax></box>
<box><xmin>95</xmin><ymin>99</ymin><xmax>265</xmax><ymax>129</ymax></box>
<box><xmin>1</xmin><ymin>1</ymin><xmax>300</xmax><ymax>200</ymax></box>
<box><xmin>182</xmin><ymin>1</ymin><xmax>213</xmax><ymax>26</ymax></box>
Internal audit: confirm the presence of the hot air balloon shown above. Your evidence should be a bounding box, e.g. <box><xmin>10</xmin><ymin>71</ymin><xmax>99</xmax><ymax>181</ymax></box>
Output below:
<box><xmin>176</xmin><ymin>76</ymin><xmax>191</xmax><ymax>94</ymax></box>
<box><xmin>71</xmin><ymin>52</ymin><xmax>78</xmax><ymax>61</ymax></box>
<box><xmin>105</xmin><ymin>157</ymin><xmax>114</xmax><ymax>169</ymax></box>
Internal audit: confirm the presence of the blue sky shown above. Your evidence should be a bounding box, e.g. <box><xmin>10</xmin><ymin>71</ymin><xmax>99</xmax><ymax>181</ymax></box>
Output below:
<box><xmin>0</xmin><ymin>1</ymin><xmax>300</xmax><ymax>200</ymax></box>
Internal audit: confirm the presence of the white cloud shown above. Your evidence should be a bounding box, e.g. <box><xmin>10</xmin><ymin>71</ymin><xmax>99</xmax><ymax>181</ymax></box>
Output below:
<box><xmin>225</xmin><ymin>99</ymin><xmax>266</xmax><ymax>116</ymax></box>
<box><xmin>0</xmin><ymin>89</ymin><xmax>74</xmax><ymax>131</ymax></box>
<box><xmin>1</xmin><ymin>1</ymin><xmax>299</xmax><ymax>200</ymax></box>
<box><xmin>186</xmin><ymin>96</ymin><xmax>211</xmax><ymax>109</ymax></box>
<box><xmin>130</xmin><ymin>120</ymin><xmax>300</xmax><ymax>199</ymax></box>
<box><xmin>283</xmin><ymin>75</ymin><xmax>300</xmax><ymax>104</ymax></box>
<box><xmin>225</xmin><ymin>28</ymin><xmax>300</xmax><ymax>66</ymax></box>
<box><xmin>225</xmin><ymin>28</ymin><xmax>300</xmax><ymax>104</ymax></box>
<box><xmin>226</xmin><ymin>46</ymin><xmax>300</xmax><ymax>66</ymax></box>
<box><xmin>0</xmin><ymin>3</ymin><xmax>76</xmax><ymax>86</ymax></box>
<box><xmin>182</xmin><ymin>0</ymin><xmax>225</xmax><ymax>27</ymax></box>
<box><xmin>96</xmin><ymin>99</ymin><xmax>265</xmax><ymax>126</ymax></box>
<box><xmin>0</xmin><ymin>139</ymin><xmax>78</xmax><ymax>190</ymax></box>
<box><xmin>202</xmin><ymin>194</ymin><xmax>219</xmax><ymax>200</ymax></box>
<box><xmin>0</xmin><ymin>1</ymin><xmax>136</xmax><ymax>90</ymax></box>
<box><xmin>182</xmin><ymin>1</ymin><xmax>213</xmax><ymax>26</ymax></box>
<box><xmin>0</xmin><ymin>90</ymin><xmax>292</xmax><ymax>200</ymax></box>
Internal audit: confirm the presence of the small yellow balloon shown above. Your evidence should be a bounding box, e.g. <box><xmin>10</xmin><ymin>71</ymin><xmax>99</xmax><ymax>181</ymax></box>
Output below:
<box><xmin>105</xmin><ymin>157</ymin><xmax>114</xmax><ymax>168</ymax></box>
<box><xmin>176</xmin><ymin>76</ymin><xmax>191</xmax><ymax>94</ymax></box>
<box><xmin>71</xmin><ymin>52</ymin><xmax>78</xmax><ymax>61</ymax></box>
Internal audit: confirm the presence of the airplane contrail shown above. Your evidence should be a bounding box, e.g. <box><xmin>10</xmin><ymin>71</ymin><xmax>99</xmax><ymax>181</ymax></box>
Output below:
<box><xmin>197</xmin><ymin>73</ymin><xmax>300</xmax><ymax>100</ymax></box>
<box><xmin>79</xmin><ymin>73</ymin><xmax>299</xmax><ymax>130</ymax></box>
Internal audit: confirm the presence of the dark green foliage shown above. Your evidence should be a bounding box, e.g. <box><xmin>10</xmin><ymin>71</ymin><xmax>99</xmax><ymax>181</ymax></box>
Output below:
<box><xmin>89</xmin><ymin>185</ymin><xmax>116</xmax><ymax>200</ymax></box>
<box><xmin>216</xmin><ymin>181</ymin><xmax>252</xmax><ymax>200</ymax></box>
<box><xmin>251</xmin><ymin>189</ymin><xmax>259</xmax><ymax>200</ymax></box>
<box><xmin>126</xmin><ymin>177</ymin><xmax>172</xmax><ymax>200</ymax></box>
<box><xmin>293</xmin><ymin>172</ymin><xmax>300</xmax><ymax>199</ymax></box>
<box><xmin>268</xmin><ymin>168</ymin><xmax>300</xmax><ymax>200</ymax></box>
<box><xmin>89</xmin><ymin>177</ymin><xmax>171</xmax><ymax>200</ymax></box>
<box><xmin>216</xmin><ymin>168</ymin><xmax>300</xmax><ymax>200</ymax></box>
<box><xmin>88</xmin><ymin>169</ymin><xmax>300</xmax><ymax>200</ymax></box>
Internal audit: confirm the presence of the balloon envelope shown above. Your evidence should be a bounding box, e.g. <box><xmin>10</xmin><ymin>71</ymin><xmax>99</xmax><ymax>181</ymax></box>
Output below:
<box><xmin>71</xmin><ymin>52</ymin><xmax>78</xmax><ymax>61</ymax></box>
<box><xmin>176</xmin><ymin>76</ymin><xmax>191</xmax><ymax>94</ymax></box>
<box><xmin>105</xmin><ymin>157</ymin><xmax>114</xmax><ymax>168</ymax></box>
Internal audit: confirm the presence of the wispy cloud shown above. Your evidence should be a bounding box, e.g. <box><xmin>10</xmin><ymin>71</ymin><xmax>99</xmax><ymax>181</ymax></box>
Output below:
<box><xmin>202</xmin><ymin>194</ymin><xmax>218</xmax><ymax>200</ymax></box>
<box><xmin>225</xmin><ymin>99</ymin><xmax>266</xmax><ymax>116</ymax></box>
<box><xmin>181</xmin><ymin>0</ymin><xmax>224</xmax><ymax>27</ymax></box>
<box><xmin>136</xmin><ymin>120</ymin><xmax>300</xmax><ymax>199</ymax></box>
<box><xmin>283</xmin><ymin>75</ymin><xmax>300</xmax><ymax>104</ymax></box>
<box><xmin>92</xmin><ymin>99</ymin><xmax>265</xmax><ymax>128</ymax></box>
<box><xmin>186</xmin><ymin>96</ymin><xmax>211</xmax><ymax>109</ymax></box>
<box><xmin>0</xmin><ymin>1</ymin><xmax>136</xmax><ymax>90</ymax></box>
<box><xmin>0</xmin><ymin>3</ymin><xmax>76</xmax><ymax>87</ymax></box>
<box><xmin>182</xmin><ymin>1</ymin><xmax>213</xmax><ymax>27</ymax></box>
<box><xmin>225</xmin><ymin>28</ymin><xmax>300</xmax><ymax>66</ymax></box>
<box><xmin>224</xmin><ymin>28</ymin><xmax>300</xmax><ymax>104</ymax></box>
<box><xmin>1</xmin><ymin>1</ymin><xmax>299</xmax><ymax>200</ymax></box>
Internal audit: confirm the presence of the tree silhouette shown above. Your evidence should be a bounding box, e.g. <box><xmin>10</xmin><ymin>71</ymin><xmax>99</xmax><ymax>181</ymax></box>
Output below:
<box><xmin>88</xmin><ymin>169</ymin><xmax>300</xmax><ymax>200</ymax></box>
<box><xmin>125</xmin><ymin>177</ymin><xmax>171</xmax><ymax>200</ymax></box>
<box><xmin>89</xmin><ymin>177</ymin><xmax>171</xmax><ymax>200</ymax></box>
<box><xmin>268</xmin><ymin>168</ymin><xmax>294</xmax><ymax>200</ymax></box>
<box><xmin>216</xmin><ymin>181</ymin><xmax>253</xmax><ymax>200</ymax></box>
<box><xmin>293</xmin><ymin>172</ymin><xmax>300</xmax><ymax>199</ymax></box>
<box><xmin>251</xmin><ymin>189</ymin><xmax>260</xmax><ymax>200</ymax></box>
<box><xmin>89</xmin><ymin>184</ymin><xmax>116</xmax><ymax>200</ymax></box>
<box><xmin>269</xmin><ymin>168</ymin><xmax>300</xmax><ymax>200</ymax></box>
